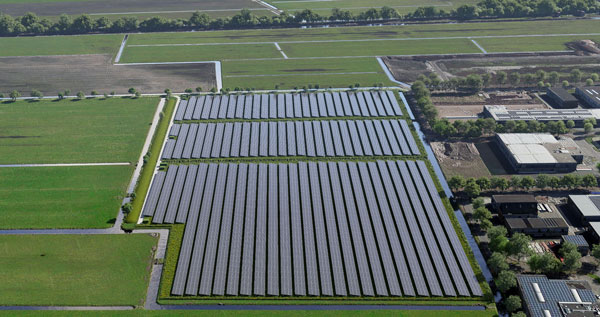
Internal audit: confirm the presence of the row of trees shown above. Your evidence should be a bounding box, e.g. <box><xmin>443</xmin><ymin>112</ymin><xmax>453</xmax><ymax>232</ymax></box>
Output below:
<box><xmin>449</xmin><ymin>174</ymin><xmax>598</xmax><ymax>197</ymax></box>
<box><xmin>0</xmin><ymin>7</ymin><xmax>401</xmax><ymax>36</ymax></box>
<box><xmin>417</xmin><ymin>70</ymin><xmax>599</xmax><ymax>93</ymax></box>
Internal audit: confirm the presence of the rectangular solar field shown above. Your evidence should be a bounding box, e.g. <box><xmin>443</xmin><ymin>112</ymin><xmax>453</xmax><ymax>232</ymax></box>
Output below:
<box><xmin>173</xmin><ymin>91</ymin><xmax>403</xmax><ymax>121</ymax></box>
<box><xmin>142</xmin><ymin>160</ymin><xmax>482</xmax><ymax>298</ymax></box>
<box><xmin>161</xmin><ymin>120</ymin><xmax>419</xmax><ymax>160</ymax></box>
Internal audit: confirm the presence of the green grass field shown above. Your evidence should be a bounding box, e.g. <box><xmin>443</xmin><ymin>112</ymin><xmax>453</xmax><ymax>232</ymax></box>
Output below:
<box><xmin>476</xmin><ymin>35</ymin><xmax>600</xmax><ymax>53</ymax></box>
<box><xmin>0</xmin><ymin>165</ymin><xmax>132</xmax><ymax>229</ymax></box>
<box><xmin>0</xmin><ymin>234</ymin><xmax>157</xmax><ymax>306</ymax></box>
<box><xmin>121</xmin><ymin>43</ymin><xmax>281</xmax><ymax>63</ymax></box>
<box><xmin>0</xmin><ymin>34</ymin><xmax>122</xmax><ymax>57</ymax></box>
<box><xmin>0</xmin><ymin>97</ymin><xmax>158</xmax><ymax>164</ymax></box>
<box><xmin>0</xmin><ymin>310</ymin><xmax>498</xmax><ymax>316</ymax></box>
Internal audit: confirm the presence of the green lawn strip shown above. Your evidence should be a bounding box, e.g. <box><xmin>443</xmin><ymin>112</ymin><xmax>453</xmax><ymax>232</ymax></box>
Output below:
<box><xmin>0</xmin><ymin>309</ymin><xmax>498</xmax><ymax>317</ymax></box>
<box><xmin>120</xmin><ymin>43</ymin><xmax>281</xmax><ymax>63</ymax></box>
<box><xmin>158</xmin><ymin>224</ymin><xmax>184</xmax><ymax>299</ymax></box>
<box><xmin>0</xmin><ymin>165</ymin><xmax>132</xmax><ymax>229</ymax></box>
<box><xmin>477</xmin><ymin>35</ymin><xmax>600</xmax><ymax>53</ymax></box>
<box><xmin>271</xmin><ymin>0</ymin><xmax>478</xmax><ymax>15</ymax></box>
<box><xmin>125</xmin><ymin>98</ymin><xmax>176</xmax><ymax>224</ymax></box>
<box><xmin>0</xmin><ymin>234</ymin><xmax>157</xmax><ymax>306</ymax></box>
<box><xmin>0</xmin><ymin>97</ymin><xmax>158</xmax><ymax>164</ymax></box>
<box><xmin>279</xmin><ymin>38</ymin><xmax>479</xmax><ymax>58</ymax></box>
<box><xmin>126</xmin><ymin>19</ymin><xmax>600</xmax><ymax>45</ymax></box>
<box><xmin>0</xmin><ymin>34</ymin><xmax>122</xmax><ymax>57</ymax></box>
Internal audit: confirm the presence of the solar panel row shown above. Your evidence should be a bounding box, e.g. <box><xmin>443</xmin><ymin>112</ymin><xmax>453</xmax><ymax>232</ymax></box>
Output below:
<box><xmin>149</xmin><ymin>161</ymin><xmax>481</xmax><ymax>297</ymax></box>
<box><xmin>162</xmin><ymin>120</ymin><xmax>419</xmax><ymax>159</ymax></box>
<box><xmin>173</xmin><ymin>91</ymin><xmax>403</xmax><ymax>121</ymax></box>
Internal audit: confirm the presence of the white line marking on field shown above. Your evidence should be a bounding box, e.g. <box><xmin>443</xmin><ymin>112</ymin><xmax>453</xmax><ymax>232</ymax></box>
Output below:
<box><xmin>470</xmin><ymin>39</ymin><xmax>487</xmax><ymax>54</ymax></box>
<box><xmin>253</xmin><ymin>0</ymin><xmax>282</xmax><ymax>14</ymax></box>
<box><xmin>376</xmin><ymin>57</ymin><xmax>410</xmax><ymax>89</ymax></box>
<box><xmin>114</xmin><ymin>34</ymin><xmax>128</xmax><ymax>63</ymax></box>
<box><xmin>273</xmin><ymin>42</ymin><xmax>288</xmax><ymax>59</ymax></box>
<box><xmin>225</xmin><ymin>71</ymin><xmax>377</xmax><ymax>78</ymax></box>
<box><xmin>114</xmin><ymin>61</ymin><xmax>220</xmax><ymax>66</ymax></box>
<box><xmin>127</xmin><ymin>32</ymin><xmax>600</xmax><ymax>47</ymax></box>
<box><xmin>214</xmin><ymin>61</ymin><xmax>223</xmax><ymax>91</ymax></box>
<box><xmin>88</xmin><ymin>8</ymin><xmax>271</xmax><ymax>15</ymax></box>
<box><xmin>0</xmin><ymin>163</ymin><xmax>131</xmax><ymax>168</ymax></box>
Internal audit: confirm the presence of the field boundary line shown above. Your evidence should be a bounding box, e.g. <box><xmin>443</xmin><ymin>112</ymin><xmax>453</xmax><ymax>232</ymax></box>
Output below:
<box><xmin>114</xmin><ymin>61</ymin><xmax>220</xmax><ymax>66</ymax></box>
<box><xmin>469</xmin><ymin>39</ymin><xmax>487</xmax><ymax>54</ymax></box>
<box><xmin>273</xmin><ymin>42</ymin><xmax>288</xmax><ymax>59</ymax></box>
<box><xmin>88</xmin><ymin>8</ymin><xmax>271</xmax><ymax>15</ymax></box>
<box><xmin>376</xmin><ymin>57</ymin><xmax>410</xmax><ymax>89</ymax></box>
<box><xmin>127</xmin><ymin>32</ymin><xmax>600</xmax><ymax>47</ymax></box>
<box><xmin>253</xmin><ymin>0</ymin><xmax>282</xmax><ymax>14</ymax></box>
<box><xmin>0</xmin><ymin>163</ymin><xmax>130</xmax><ymax>167</ymax></box>
<box><xmin>114</xmin><ymin>34</ymin><xmax>129</xmax><ymax>63</ymax></box>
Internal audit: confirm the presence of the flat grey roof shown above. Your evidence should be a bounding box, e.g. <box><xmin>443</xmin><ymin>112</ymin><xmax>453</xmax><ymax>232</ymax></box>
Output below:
<box><xmin>485</xmin><ymin>105</ymin><xmax>600</xmax><ymax>121</ymax></box>
<box><xmin>570</xmin><ymin>195</ymin><xmax>600</xmax><ymax>218</ymax></box>
<box><xmin>547</xmin><ymin>87</ymin><xmax>578</xmax><ymax>102</ymax></box>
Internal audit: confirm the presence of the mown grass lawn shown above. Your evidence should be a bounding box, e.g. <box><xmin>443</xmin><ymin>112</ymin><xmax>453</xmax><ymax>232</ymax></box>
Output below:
<box><xmin>0</xmin><ymin>34</ymin><xmax>122</xmax><ymax>57</ymax></box>
<box><xmin>222</xmin><ymin>57</ymin><xmax>393</xmax><ymax>90</ymax></box>
<box><xmin>0</xmin><ymin>165</ymin><xmax>133</xmax><ymax>229</ymax></box>
<box><xmin>476</xmin><ymin>35</ymin><xmax>600</xmax><ymax>53</ymax></box>
<box><xmin>2</xmin><ymin>309</ymin><xmax>498</xmax><ymax>316</ymax></box>
<box><xmin>268</xmin><ymin>0</ymin><xmax>478</xmax><ymax>15</ymax></box>
<box><xmin>0</xmin><ymin>97</ymin><xmax>158</xmax><ymax>164</ymax></box>
<box><xmin>120</xmin><ymin>43</ymin><xmax>282</xmax><ymax>63</ymax></box>
<box><xmin>0</xmin><ymin>234</ymin><xmax>157</xmax><ymax>306</ymax></box>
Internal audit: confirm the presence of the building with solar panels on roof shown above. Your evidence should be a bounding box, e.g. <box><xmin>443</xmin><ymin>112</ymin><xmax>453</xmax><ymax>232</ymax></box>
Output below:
<box><xmin>496</xmin><ymin>133</ymin><xmax>583</xmax><ymax>174</ymax></box>
<box><xmin>517</xmin><ymin>275</ymin><xmax>599</xmax><ymax>317</ymax></box>
<box><xmin>568</xmin><ymin>195</ymin><xmax>600</xmax><ymax>244</ymax></box>
<box><xmin>561</xmin><ymin>235</ymin><xmax>590</xmax><ymax>254</ymax></box>
<box><xmin>576</xmin><ymin>86</ymin><xmax>600</xmax><ymax>108</ymax></box>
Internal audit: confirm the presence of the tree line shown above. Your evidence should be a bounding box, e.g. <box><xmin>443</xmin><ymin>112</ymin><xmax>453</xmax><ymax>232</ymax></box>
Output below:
<box><xmin>448</xmin><ymin>174</ymin><xmax>598</xmax><ymax>197</ymax></box>
<box><xmin>1</xmin><ymin>0</ymin><xmax>599</xmax><ymax>37</ymax></box>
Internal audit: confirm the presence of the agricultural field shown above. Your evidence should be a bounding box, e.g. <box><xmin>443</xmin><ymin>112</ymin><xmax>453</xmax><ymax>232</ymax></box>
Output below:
<box><xmin>0</xmin><ymin>0</ymin><xmax>267</xmax><ymax>18</ymax></box>
<box><xmin>0</xmin><ymin>55</ymin><xmax>217</xmax><ymax>95</ymax></box>
<box><xmin>0</xmin><ymin>98</ymin><xmax>157</xmax><ymax>164</ymax></box>
<box><xmin>266</xmin><ymin>0</ymin><xmax>478</xmax><ymax>15</ymax></box>
<box><xmin>0</xmin><ymin>34</ymin><xmax>122</xmax><ymax>57</ymax></box>
<box><xmin>0</xmin><ymin>234</ymin><xmax>157</xmax><ymax>306</ymax></box>
<box><xmin>118</xmin><ymin>19</ymin><xmax>600</xmax><ymax>89</ymax></box>
<box><xmin>0</xmin><ymin>309</ymin><xmax>498</xmax><ymax>317</ymax></box>
<box><xmin>0</xmin><ymin>165</ymin><xmax>133</xmax><ymax>229</ymax></box>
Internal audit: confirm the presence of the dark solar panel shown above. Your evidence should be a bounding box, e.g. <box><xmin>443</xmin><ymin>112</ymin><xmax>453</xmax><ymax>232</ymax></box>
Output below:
<box><xmin>217</xmin><ymin>96</ymin><xmax>229</xmax><ymax>119</ymax></box>
<box><xmin>175</xmin><ymin>165</ymin><xmax>198</xmax><ymax>224</ymax></box>
<box><xmin>298</xmin><ymin>162</ymin><xmax>319</xmax><ymax>296</ymax></box>
<box><xmin>340</xmin><ymin>92</ymin><xmax>353</xmax><ymax>116</ymax></box>
<box><xmin>288</xmin><ymin>164</ymin><xmax>306</xmax><ymax>296</ymax></box>
<box><xmin>185</xmin><ymin>96</ymin><xmax>199</xmax><ymax>120</ymax></box>
<box><xmin>142</xmin><ymin>171</ymin><xmax>166</xmax><ymax>217</ymax></box>
<box><xmin>287</xmin><ymin>122</ymin><xmax>296</xmax><ymax>156</ymax></box>
<box><xmin>200</xmin><ymin>123</ymin><xmax>216</xmax><ymax>158</ymax></box>
<box><xmin>279</xmin><ymin>164</ymin><xmax>293</xmax><ymax>296</ymax></box>
<box><xmin>320</xmin><ymin>121</ymin><xmax>335</xmax><ymax>157</ymax></box>
<box><xmin>191</xmin><ymin>124</ymin><xmax>207</xmax><ymax>159</ymax></box>
<box><xmin>371</xmin><ymin>91</ymin><xmax>387</xmax><ymax>116</ymax></box>
<box><xmin>304</xmin><ymin>121</ymin><xmax>316</xmax><ymax>157</ymax></box>
<box><xmin>325</xmin><ymin>92</ymin><xmax>336</xmax><ymax>117</ymax></box>
<box><xmin>329</xmin><ymin>121</ymin><xmax>345</xmax><ymax>156</ymax></box>
<box><xmin>354</xmin><ymin>121</ymin><xmax>373</xmax><ymax>156</ymax></box>
<box><xmin>317</xmin><ymin>93</ymin><xmax>328</xmax><ymax>117</ymax></box>
<box><xmin>386</xmin><ymin>90</ymin><xmax>403</xmax><ymax>116</ymax></box>
<box><xmin>161</xmin><ymin>139</ymin><xmax>176</xmax><ymax>160</ymax></box>
<box><xmin>226</xmin><ymin>163</ymin><xmax>248</xmax><ymax>295</ymax></box>
<box><xmin>229</xmin><ymin>122</ymin><xmax>243</xmax><ymax>158</ymax></box>
<box><xmin>372</xmin><ymin>120</ymin><xmax>392</xmax><ymax>156</ymax></box>
<box><xmin>227</xmin><ymin>95</ymin><xmax>237</xmax><ymax>119</ymax></box>
<box><xmin>364</xmin><ymin>120</ymin><xmax>383</xmax><ymax>156</ymax></box>
<box><xmin>210</xmin><ymin>123</ymin><xmax>225</xmax><ymax>158</ymax></box>
<box><xmin>164</xmin><ymin>165</ymin><xmax>188</xmax><ymax>224</ymax></box>
<box><xmin>174</xmin><ymin>99</ymin><xmax>188</xmax><ymax>121</ymax></box>
<box><xmin>235</xmin><ymin>95</ymin><xmax>245</xmax><ymax>119</ymax></box>
<box><xmin>253</xmin><ymin>164</ymin><xmax>268</xmax><ymax>296</ymax></box>
<box><xmin>239</xmin><ymin>164</ymin><xmax>258</xmax><ymax>295</ymax></box>
<box><xmin>278</xmin><ymin>121</ymin><xmax>287</xmax><ymax>157</ymax></box>
<box><xmin>361</xmin><ymin>91</ymin><xmax>378</xmax><ymax>116</ymax></box>
<box><xmin>220</xmin><ymin>123</ymin><xmax>234</xmax><ymax>158</ymax></box>
<box><xmin>182</xmin><ymin>124</ymin><xmax>198</xmax><ymax>159</ymax></box>
<box><xmin>152</xmin><ymin>165</ymin><xmax>178</xmax><ymax>224</ymax></box>
<box><xmin>312</xmin><ymin>121</ymin><xmax>325</xmax><ymax>157</ymax></box>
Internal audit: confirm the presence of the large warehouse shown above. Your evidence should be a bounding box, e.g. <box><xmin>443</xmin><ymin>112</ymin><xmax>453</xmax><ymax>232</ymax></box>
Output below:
<box><xmin>483</xmin><ymin>105</ymin><xmax>600</xmax><ymax>124</ymax></box>
<box><xmin>495</xmin><ymin>133</ymin><xmax>582</xmax><ymax>173</ymax></box>
<box><xmin>546</xmin><ymin>87</ymin><xmax>579</xmax><ymax>108</ymax></box>
<box><xmin>575</xmin><ymin>86</ymin><xmax>600</xmax><ymax>108</ymax></box>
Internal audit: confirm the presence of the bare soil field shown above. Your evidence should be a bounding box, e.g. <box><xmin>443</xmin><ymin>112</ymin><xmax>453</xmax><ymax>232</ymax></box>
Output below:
<box><xmin>431</xmin><ymin>92</ymin><xmax>548</xmax><ymax>119</ymax></box>
<box><xmin>383</xmin><ymin>53</ymin><xmax>600</xmax><ymax>83</ymax></box>
<box><xmin>431</xmin><ymin>141</ymin><xmax>492</xmax><ymax>178</ymax></box>
<box><xmin>0</xmin><ymin>0</ymin><xmax>262</xmax><ymax>17</ymax></box>
<box><xmin>0</xmin><ymin>54</ymin><xmax>216</xmax><ymax>95</ymax></box>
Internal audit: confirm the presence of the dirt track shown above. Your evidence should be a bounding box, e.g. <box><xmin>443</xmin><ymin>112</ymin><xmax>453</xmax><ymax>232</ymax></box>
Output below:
<box><xmin>0</xmin><ymin>54</ymin><xmax>216</xmax><ymax>95</ymax></box>
<box><xmin>0</xmin><ymin>0</ymin><xmax>260</xmax><ymax>16</ymax></box>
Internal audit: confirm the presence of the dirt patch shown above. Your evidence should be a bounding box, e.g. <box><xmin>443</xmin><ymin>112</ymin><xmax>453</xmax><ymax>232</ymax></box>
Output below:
<box><xmin>431</xmin><ymin>141</ymin><xmax>491</xmax><ymax>178</ymax></box>
<box><xmin>431</xmin><ymin>92</ymin><xmax>548</xmax><ymax>119</ymax></box>
<box><xmin>0</xmin><ymin>54</ymin><xmax>216</xmax><ymax>95</ymax></box>
<box><xmin>0</xmin><ymin>0</ymin><xmax>261</xmax><ymax>16</ymax></box>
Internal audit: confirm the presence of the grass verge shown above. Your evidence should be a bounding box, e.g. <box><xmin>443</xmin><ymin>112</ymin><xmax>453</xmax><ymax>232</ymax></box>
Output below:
<box><xmin>125</xmin><ymin>98</ymin><xmax>176</xmax><ymax>224</ymax></box>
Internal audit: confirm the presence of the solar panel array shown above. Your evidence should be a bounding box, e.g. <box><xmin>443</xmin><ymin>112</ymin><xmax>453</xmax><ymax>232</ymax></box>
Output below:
<box><xmin>173</xmin><ymin>91</ymin><xmax>403</xmax><ymax>121</ymax></box>
<box><xmin>161</xmin><ymin>120</ymin><xmax>419</xmax><ymax>159</ymax></box>
<box><xmin>142</xmin><ymin>160</ymin><xmax>482</xmax><ymax>297</ymax></box>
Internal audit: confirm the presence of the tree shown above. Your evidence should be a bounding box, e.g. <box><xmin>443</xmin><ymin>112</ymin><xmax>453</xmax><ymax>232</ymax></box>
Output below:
<box><xmin>495</xmin><ymin>270</ymin><xmax>516</xmax><ymax>293</ymax></box>
<box><xmin>561</xmin><ymin>174</ymin><xmax>580</xmax><ymax>189</ymax></box>
<box><xmin>559</xmin><ymin>241</ymin><xmax>578</xmax><ymax>257</ymax></box>
<box><xmin>512</xmin><ymin>312</ymin><xmax>526</xmax><ymax>317</ymax></box>
<box><xmin>76</xmin><ymin>91</ymin><xmax>85</xmax><ymax>99</ymax></box>
<box><xmin>496</xmin><ymin>71</ymin><xmax>507</xmax><ymax>86</ymax></box>
<box><xmin>476</xmin><ymin>177</ymin><xmax>491</xmax><ymax>190</ymax></box>
<box><xmin>520</xmin><ymin>176</ymin><xmax>535</xmax><ymax>190</ymax></box>
<box><xmin>91</xmin><ymin>90</ymin><xmax>98</xmax><ymax>97</ymax></box>
<box><xmin>488</xmin><ymin>226</ymin><xmax>509</xmax><ymax>253</ymax></box>
<box><xmin>491</xmin><ymin>176</ymin><xmax>509</xmax><ymax>191</ymax></box>
<box><xmin>566</xmin><ymin>120</ymin><xmax>575</xmax><ymax>129</ymax></box>
<box><xmin>472</xmin><ymin>197</ymin><xmax>485</xmax><ymax>209</ymax></box>
<box><xmin>134</xmin><ymin>91</ymin><xmax>141</xmax><ymax>98</ymax></box>
<box><xmin>195</xmin><ymin>86</ymin><xmax>203</xmax><ymax>92</ymax></box>
<box><xmin>482</xmin><ymin>73</ymin><xmax>492</xmax><ymax>87</ymax></box>
<box><xmin>128</xmin><ymin>87</ymin><xmax>136</xmax><ymax>96</ymax></box>
<box><xmin>57</xmin><ymin>92</ymin><xmax>64</xmax><ymax>100</ymax></box>
<box><xmin>509</xmin><ymin>72</ymin><xmax>521</xmax><ymax>86</ymax></box>
<box><xmin>571</xmin><ymin>69</ymin><xmax>582</xmax><ymax>83</ymax></box>
<box><xmin>563</xmin><ymin>250</ymin><xmax>582</xmax><ymax>273</ymax></box>
<box><xmin>549</xmin><ymin>71</ymin><xmax>560</xmax><ymax>85</ymax></box>
<box><xmin>189</xmin><ymin>11</ymin><xmax>210</xmax><ymax>28</ymax></box>
<box><xmin>510</xmin><ymin>176</ymin><xmax>522</xmax><ymax>189</ymax></box>
<box><xmin>587</xmin><ymin>78</ymin><xmax>594</xmax><ymax>86</ymax></box>
<box><xmin>504</xmin><ymin>295</ymin><xmax>522</xmax><ymax>313</ymax></box>
<box><xmin>536</xmin><ymin>174</ymin><xmax>550</xmax><ymax>189</ymax></box>
<box><xmin>448</xmin><ymin>175</ymin><xmax>466</xmax><ymax>191</ymax></box>
<box><xmin>464</xmin><ymin>179</ymin><xmax>481</xmax><ymax>198</ymax></box>
<box><xmin>584</xmin><ymin>122</ymin><xmax>594</xmax><ymax>133</ymax></box>
<box><xmin>480</xmin><ymin>219</ymin><xmax>492</xmax><ymax>231</ymax></box>
<box><xmin>581</xmin><ymin>174</ymin><xmax>597</xmax><ymax>188</ymax></box>
<box><xmin>30</xmin><ymin>89</ymin><xmax>43</xmax><ymax>100</ymax></box>
<box><xmin>9</xmin><ymin>90</ymin><xmax>20</xmax><ymax>101</ymax></box>
<box><xmin>465</xmin><ymin>74</ymin><xmax>483</xmax><ymax>92</ymax></box>
<box><xmin>591</xmin><ymin>244</ymin><xmax>600</xmax><ymax>265</ymax></box>
<box><xmin>506</xmin><ymin>233</ymin><xmax>532</xmax><ymax>262</ymax></box>
<box><xmin>562</xmin><ymin>80</ymin><xmax>570</xmax><ymax>88</ymax></box>
<box><xmin>473</xmin><ymin>206</ymin><xmax>492</xmax><ymax>223</ymax></box>
<box><xmin>528</xmin><ymin>253</ymin><xmax>561</xmax><ymax>274</ymax></box>
<box><xmin>184</xmin><ymin>88</ymin><xmax>193</xmax><ymax>94</ymax></box>
<box><xmin>487</xmin><ymin>252</ymin><xmax>509</xmax><ymax>275</ymax></box>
